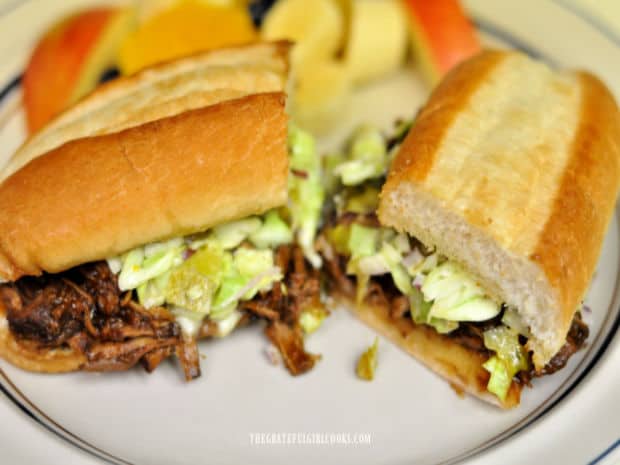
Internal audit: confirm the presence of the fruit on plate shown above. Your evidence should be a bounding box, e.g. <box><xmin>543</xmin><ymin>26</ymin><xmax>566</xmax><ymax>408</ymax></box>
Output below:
<box><xmin>343</xmin><ymin>0</ymin><xmax>408</xmax><ymax>85</ymax></box>
<box><xmin>402</xmin><ymin>0</ymin><xmax>480</xmax><ymax>84</ymax></box>
<box><xmin>22</xmin><ymin>7</ymin><xmax>136</xmax><ymax>134</ymax></box>
<box><xmin>261</xmin><ymin>0</ymin><xmax>344</xmax><ymax>74</ymax></box>
<box><xmin>261</xmin><ymin>0</ymin><xmax>347</xmax><ymax>133</ymax></box>
<box><xmin>293</xmin><ymin>60</ymin><xmax>351</xmax><ymax>135</ymax></box>
<box><xmin>119</xmin><ymin>0</ymin><xmax>257</xmax><ymax>75</ymax></box>
<box><xmin>137</xmin><ymin>0</ymin><xmax>244</xmax><ymax>22</ymax></box>
<box><xmin>136</xmin><ymin>0</ymin><xmax>178</xmax><ymax>22</ymax></box>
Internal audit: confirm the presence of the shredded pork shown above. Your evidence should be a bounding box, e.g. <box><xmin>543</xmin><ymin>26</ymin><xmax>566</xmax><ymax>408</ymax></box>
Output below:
<box><xmin>1</xmin><ymin>262</ymin><xmax>198</xmax><ymax>379</ymax></box>
<box><xmin>1</xmin><ymin>244</ymin><xmax>325</xmax><ymax>379</ymax></box>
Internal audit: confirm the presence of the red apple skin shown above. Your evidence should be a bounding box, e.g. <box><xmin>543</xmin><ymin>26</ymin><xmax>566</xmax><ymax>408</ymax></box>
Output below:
<box><xmin>402</xmin><ymin>0</ymin><xmax>480</xmax><ymax>82</ymax></box>
<box><xmin>22</xmin><ymin>8</ymin><xmax>116</xmax><ymax>134</ymax></box>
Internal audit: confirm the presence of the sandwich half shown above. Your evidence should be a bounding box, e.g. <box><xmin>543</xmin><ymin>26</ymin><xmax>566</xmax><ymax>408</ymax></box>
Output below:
<box><xmin>0</xmin><ymin>41</ymin><xmax>327</xmax><ymax>380</ymax></box>
<box><xmin>319</xmin><ymin>50</ymin><xmax>620</xmax><ymax>407</ymax></box>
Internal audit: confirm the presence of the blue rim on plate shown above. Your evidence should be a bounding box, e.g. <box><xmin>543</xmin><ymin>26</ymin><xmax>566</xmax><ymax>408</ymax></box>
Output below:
<box><xmin>0</xmin><ymin>6</ymin><xmax>619</xmax><ymax>465</ymax></box>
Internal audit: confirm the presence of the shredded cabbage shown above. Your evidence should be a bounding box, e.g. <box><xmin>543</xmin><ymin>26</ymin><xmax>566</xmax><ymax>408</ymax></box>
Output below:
<box><xmin>482</xmin><ymin>356</ymin><xmax>512</xmax><ymax>401</ymax></box>
<box><xmin>336</xmin><ymin>161</ymin><xmax>379</xmax><ymax>186</ymax></box>
<box><xmin>348</xmin><ymin>224</ymin><xmax>379</xmax><ymax>259</ymax></box>
<box><xmin>335</xmin><ymin>125</ymin><xmax>387</xmax><ymax>186</ymax></box>
<box><xmin>288</xmin><ymin>125</ymin><xmax>324</xmax><ymax>268</ymax></box>
<box><xmin>345</xmin><ymin>224</ymin><xmax>381</xmax><ymax>302</ymax></box>
<box><xmin>113</xmin><ymin>221</ymin><xmax>286</xmax><ymax>333</ymax></box>
<box><xmin>323</xmin><ymin>151</ymin><xmax>347</xmax><ymax>194</ymax></box>
<box><xmin>137</xmin><ymin>272</ymin><xmax>169</xmax><ymax>309</ymax></box>
<box><xmin>211</xmin><ymin>273</ymin><xmax>247</xmax><ymax>315</ymax></box>
<box><xmin>501</xmin><ymin>307</ymin><xmax>531</xmax><ymax>337</ymax></box>
<box><xmin>212</xmin><ymin>249</ymin><xmax>281</xmax><ymax>311</ymax></box>
<box><xmin>380</xmin><ymin>242</ymin><xmax>412</xmax><ymax>295</ymax></box>
<box><xmin>234</xmin><ymin>249</ymin><xmax>280</xmax><ymax>298</ymax></box>
<box><xmin>212</xmin><ymin>217</ymin><xmax>261</xmax><ymax>250</ymax></box>
<box><xmin>355</xmin><ymin>254</ymin><xmax>390</xmax><ymax>276</ymax></box>
<box><xmin>106</xmin><ymin>256</ymin><xmax>122</xmax><ymax>274</ymax></box>
<box><xmin>215</xmin><ymin>310</ymin><xmax>244</xmax><ymax>337</ymax></box>
<box><xmin>422</xmin><ymin>262</ymin><xmax>501</xmax><ymax>322</ymax></box>
<box><xmin>392</xmin><ymin>233</ymin><xmax>411</xmax><ymax>255</ymax></box>
<box><xmin>289</xmin><ymin>124</ymin><xmax>318</xmax><ymax>172</ymax></box>
<box><xmin>402</xmin><ymin>250</ymin><xmax>424</xmax><ymax>276</ymax></box>
<box><xmin>144</xmin><ymin>238</ymin><xmax>184</xmax><ymax>258</ymax></box>
<box><xmin>118</xmin><ymin>243</ymin><xmax>184</xmax><ymax>291</ymax></box>
<box><xmin>408</xmin><ymin>252</ymin><xmax>438</xmax><ymax>276</ymax></box>
<box><xmin>249</xmin><ymin>210</ymin><xmax>293</xmax><ymax>249</ymax></box>
<box><xmin>171</xmin><ymin>307</ymin><xmax>204</xmax><ymax>336</ymax></box>
<box><xmin>409</xmin><ymin>287</ymin><xmax>458</xmax><ymax>334</ymax></box>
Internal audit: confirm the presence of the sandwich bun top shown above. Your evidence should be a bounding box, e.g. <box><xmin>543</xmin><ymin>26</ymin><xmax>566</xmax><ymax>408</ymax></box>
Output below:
<box><xmin>0</xmin><ymin>42</ymin><xmax>291</xmax><ymax>281</ymax></box>
<box><xmin>2</xmin><ymin>40</ymin><xmax>291</xmax><ymax>184</ymax></box>
<box><xmin>379</xmin><ymin>50</ymin><xmax>620</xmax><ymax>369</ymax></box>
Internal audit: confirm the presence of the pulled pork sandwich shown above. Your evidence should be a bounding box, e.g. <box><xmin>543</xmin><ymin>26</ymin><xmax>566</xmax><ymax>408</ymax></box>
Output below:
<box><xmin>0</xmin><ymin>41</ymin><xmax>327</xmax><ymax>380</ymax></box>
<box><xmin>319</xmin><ymin>50</ymin><xmax>620</xmax><ymax>408</ymax></box>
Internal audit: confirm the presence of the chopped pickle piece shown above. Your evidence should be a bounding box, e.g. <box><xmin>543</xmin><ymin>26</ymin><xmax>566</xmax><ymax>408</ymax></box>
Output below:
<box><xmin>356</xmin><ymin>337</ymin><xmax>379</xmax><ymax>381</ymax></box>
<box><xmin>344</xmin><ymin>186</ymin><xmax>380</xmax><ymax>214</ymax></box>
<box><xmin>483</xmin><ymin>326</ymin><xmax>529</xmax><ymax>375</ymax></box>
<box><xmin>482</xmin><ymin>326</ymin><xmax>530</xmax><ymax>402</ymax></box>
<box><xmin>326</xmin><ymin>224</ymin><xmax>351</xmax><ymax>256</ymax></box>
<box><xmin>234</xmin><ymin>248</ymin><xmax>274</xmax><ymax>279</ymax></box>
<box><xmin>164</xmin><ymin>245</ymin><xmax>228</xmax><ymax>315</ymax></box>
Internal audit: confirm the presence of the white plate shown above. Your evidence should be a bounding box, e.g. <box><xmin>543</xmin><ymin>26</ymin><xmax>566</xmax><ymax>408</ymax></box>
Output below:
<box><xmin>0</xmin><ymin>1</ymin><xmax>619</xmax><ymax>464</ymax></box>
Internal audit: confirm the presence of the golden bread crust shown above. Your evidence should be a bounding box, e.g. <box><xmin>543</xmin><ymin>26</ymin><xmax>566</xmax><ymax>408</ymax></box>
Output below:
<box><xmin>529</xmin><ymin>72</ymin><xmax>620</xmax><ymax>364</ymax></box>
<box><xmin>2</xmin><ymin>41</ymin><xmax>291</xmax><ymax>184</ymax></box>
<box><xmin>387</xmin><ymin>50</ymin><xmax>505</xmax><ymax>183</ymax></box>
<box><xmin>0</xmin><ymin>92</ymin><xmax>289</xmax><ymax>280</ymax></box>
<box><xmin>379</xmin><ymin>50</ymin><xmax>620</xmax><ymax>367</ymax></box>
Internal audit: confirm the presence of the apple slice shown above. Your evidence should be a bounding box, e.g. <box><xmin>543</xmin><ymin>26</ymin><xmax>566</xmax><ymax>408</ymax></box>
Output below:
<box><xmin>402</xmin><ymin>0</ymin><xmax>480</xmax><ymax>85</ymax></box>
<box><xmin>343</xmin><ymin>0</ymin><xmax>408</xmax><ymax>85</ymax></box>
<box><xmin>261</xmin><ymin>0</ymin><xmax>343</xmax><ymax>74</ymax></box>
<box><xmin>292</xmin><ymin>60</ymin><xmax>351</xmax><ymax>135</ymax></box>
<box><xmin>23</xmin><ymin>7</ymin><xmax>136</xmax><ymax>133</ymax></box>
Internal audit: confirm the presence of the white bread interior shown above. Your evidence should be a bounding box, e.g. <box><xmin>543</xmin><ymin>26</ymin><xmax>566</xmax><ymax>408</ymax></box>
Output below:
<box><xmin>379</xmin><ymin>50</ymin><xmax>620</xmax><ymax>369</ymax></box>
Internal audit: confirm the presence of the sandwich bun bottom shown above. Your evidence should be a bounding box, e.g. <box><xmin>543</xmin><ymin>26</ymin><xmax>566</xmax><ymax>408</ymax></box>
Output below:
<box><xmin>0</xmin><ymin>306</ymin><xmax>86</xmax><ymax>373</ymax></box>
<box><xmin>334</xmin><ymin>293</ymin><xmax>521</xmax><ymax>409</ymax></box>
